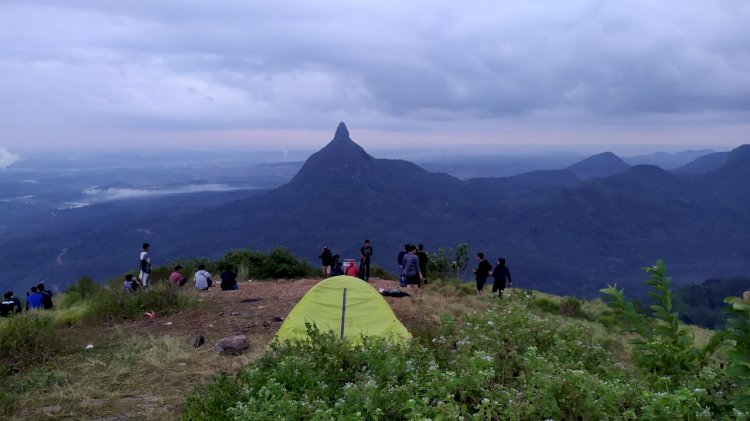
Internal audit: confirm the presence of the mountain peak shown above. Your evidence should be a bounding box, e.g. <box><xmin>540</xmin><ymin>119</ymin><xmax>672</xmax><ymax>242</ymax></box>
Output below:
<box><xmin>726</xmin><ymin>144</ymin><xmax>750</xmax><ymax>166</ymax></box>
<box><xmin>567</xmin><ymin>152</ymin><xmax>630</xmax><ymax>181</ymax></box>
<box><xmin>333</xmin><ymin>122</ymin><xmax>350</xmax><ymax>141</ymax></box>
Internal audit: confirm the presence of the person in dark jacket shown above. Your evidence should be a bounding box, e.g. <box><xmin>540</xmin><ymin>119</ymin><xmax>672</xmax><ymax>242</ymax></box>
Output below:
<box><xmin>319</xmin><ymin>245</ymin><xmax>333</xmax><ymax>277</ymax></box>
<box><xmin>220</xmin><ymin>266</ymin><xmax>239</xmax><ymax>290</ymax></box>
<box><xmin>359</xmin><ymin>240</ymin><xmax>373</xmax><ymax>281</ymax></box>
<box><xmin>416</xmin><ymin>244</ymin><xmax>429</xmax><ymax>284</ymax></box>
<box><xmin>397</xmin><ymin>244</ymin><xmax>409</xmax><ymax>288</ymax></box>
<box><xmin>37</xmin><ymin>283</ymin><xmax>53</xmax><ymax>309</ymax></box>
<box><xmin>1</xmin><ymin>291</ymin><xmax>23</xmax><ymax>317</ymax></box>
<box><xmin>473</xmin><ymin>252</ymin><xmax>493</xmax><ymax>295</ymax></box>
<box><xmin>26</xmin><ymin>286</ymin><xmax>45</xmax><ymax>310</ymax></box>
<box><xmin>491</xmin><ymin>258</ymin><xmax>512</xmax><ymax>298</ymax></box>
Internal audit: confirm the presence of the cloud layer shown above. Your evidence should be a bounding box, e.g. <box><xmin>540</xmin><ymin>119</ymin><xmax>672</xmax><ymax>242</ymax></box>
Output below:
<box><xmin>1</xmin><ymin>0</ymin><xmax>749</xmax><ymax>150</ymax></box>
<box><xmin>0</xmin><ymin>147</ymin><xmax>20</xmax><ymax>168</ymax></box>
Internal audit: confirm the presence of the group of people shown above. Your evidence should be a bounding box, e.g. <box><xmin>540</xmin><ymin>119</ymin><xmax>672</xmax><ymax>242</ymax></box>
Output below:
<box><xmin>123</xmin><ymin>243</ymin><xmax>240</xmax><ymax>293</ymax></box>
<box><xmin>319</xmin><ymin>240</ymin><xmax>374</xmax><ymax>281</ymax></box>
<box><xmin>397</xmin><ymin>244</ymin><xmax>429</xmax><ymax>289</ymax></box>
<box><xmin>473</xmin><ymin>252</ymin><xmax>512</xmax><ymax>298</ymax></box>
<box><xmin>0</xmin><ymin>283</ymin><xmax>54</xmax><ymax>317</ymax></box>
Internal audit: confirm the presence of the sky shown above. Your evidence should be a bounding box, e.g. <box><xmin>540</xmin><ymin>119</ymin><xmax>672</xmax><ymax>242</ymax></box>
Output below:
<box><xmin>1</xmin><ymin>0</ymin><xmax>749</xmax><ymax>156</ymax></box>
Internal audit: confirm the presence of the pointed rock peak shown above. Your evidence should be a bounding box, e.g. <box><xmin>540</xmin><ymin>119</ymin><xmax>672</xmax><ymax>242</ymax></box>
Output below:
<box><xmin>333</xmin><ymin>122</ymin><xmax>350</xmax><ymax>141</ymax></box>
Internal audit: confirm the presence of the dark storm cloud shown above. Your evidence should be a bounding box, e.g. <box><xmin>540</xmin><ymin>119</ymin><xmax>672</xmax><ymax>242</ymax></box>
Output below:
<box><xmin>1</xmin><ymin>0</ymin><xmax>749</xmax><ymax>149</ymax></box>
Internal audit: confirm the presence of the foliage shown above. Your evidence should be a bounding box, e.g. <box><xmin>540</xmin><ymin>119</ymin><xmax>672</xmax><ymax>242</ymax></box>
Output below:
<box><xmin>59</xmin><ymin>276</ymin><xmax>101</xmax><ymax>309</ymax></box>
<box><xmin>426</xmin><ymin>243</ymin><xmax>469</xmax><ymax>280</ymax></box>
<box><xmin>724</xmin><ymin>295</ymin><xmax>750</xmax><ymax>411</ymax></box>
<box><xmin>185</xmin><ymin>299</ymin><xmax>738</xmax><ymax>419</ymax></box>
<box><xmin>601</xmin><ymin>260</ymin><xmax>727</xmax><ymax>379</ymax></box>
<box><xmin>0</xmin><ymin>312</ymin><xmax>62</xmax><ymax>371</ymax></box>
<box><xmin>83</xmin><ymin>282</ymin><xmax>196</xmax><ymax>322</ymax></box>
<box><xmin>370</xmin><ymin>265</ymin><xmax>395</xmax><ymax>281</ymax></box>
<box><xmin>673</xmin><ymin>277</ymin><xmax>750</xmax><ymax>329</ymax></box>
<box><xmin>220</xmin><ymin>247</ymin><xmax>316</xmax><ymax>280</ymax></box>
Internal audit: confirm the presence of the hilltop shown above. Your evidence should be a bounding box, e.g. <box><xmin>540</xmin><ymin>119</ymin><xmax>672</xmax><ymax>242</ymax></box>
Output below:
<box><xmin>2</xmin><ymin>252</ymin><xmax>747</xmax><ymax>419</ymax></box>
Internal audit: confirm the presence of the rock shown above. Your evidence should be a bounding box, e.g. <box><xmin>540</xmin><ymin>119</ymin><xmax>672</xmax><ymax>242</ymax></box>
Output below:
<box><xmin>231</xmin><ymin>311</ymin><xmax>240</xmax><ymax>316</ymax></box>
<box><xmin>272</xmin><ymin>316</ymin><xmax>284</xmax><ymax>322</ymax></box>
<box><xmin>191</xmin><ymin>335</ymin><xmax>205</xmax><ymax>348</ymax></box>
<box><xmin>215</xmin><ymin>335</ymin><xmax>249</xmax><ymax>355</ymax></box>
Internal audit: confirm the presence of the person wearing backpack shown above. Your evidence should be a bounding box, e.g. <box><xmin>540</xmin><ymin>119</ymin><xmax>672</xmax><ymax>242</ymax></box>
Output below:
<box><xmin>401</xmin><ymin>245</ymin><xmax>424</xmax><ymax>290</ymax></box>
<box><xmin>139</xmin><ymin>243</ymin><xmax>152</xmax><ymax>287</ymax></box>
<box><xmin>194</xmin><ymin>264</ymin><xmax>213</xmax><ymax>291</ymax></box>
<box><xmin>397</xmin><ymin>244</ymin><xmax>409</xmax><ymax>288</ymax></box>
<box><xmin>319</xmin><ymin>245</ymin><xmax>333</xmax><ymax>277</ymax></box>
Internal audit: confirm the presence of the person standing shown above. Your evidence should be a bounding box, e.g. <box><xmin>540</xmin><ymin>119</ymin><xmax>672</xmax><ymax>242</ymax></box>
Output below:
<box><xmin>416</xmin><ymin>244</ymin><xmax>429</xmax><ymax>284</ymax></box>
<box><xmin>473</xmin><ymin>252</ymin><xmax>492</xmax><ymax>296</ymax></box>
<box><xmin>139</xmin><ymin>243</ymin><xmax>152</xmax><ymax>287</ymax></box>
<box><xmin>359</xmin><ymin>240</ymin><xmax>373</xmax><ymax>281</ymax></box>
<box><xmin>491</xmin><ymin>258</ymin><xmax>512</xmax><ymax>298</ymax></box>
<box><xmin>401</xmin><ymin>245</ymin><xmax>424</xmax><ymax>290</ymax></box>
<box><xmin>37</xmin><ymin>283</ymin><xmax>54</xmax><ymax>309</ymax></box>
<box><xmin>397</xmin><ymin>244</ymin><xmax>409</xmax><ymax>288</ymax></box>
<box><xmin>319</xmin><ymin>245</ymin><xmax>333</xmax><ymax>277</ymax></box>
<box><xmin>26</xmin><ymin>286</ymin><xmax>45</xmax><ymax>310</ymax></box>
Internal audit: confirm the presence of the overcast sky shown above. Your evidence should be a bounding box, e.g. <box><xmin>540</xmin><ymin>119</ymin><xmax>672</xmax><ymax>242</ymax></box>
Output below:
<box><xmin>1</xmin><ymin>0</ymin><xmax>749</xmax><ymax>154</ymax></box>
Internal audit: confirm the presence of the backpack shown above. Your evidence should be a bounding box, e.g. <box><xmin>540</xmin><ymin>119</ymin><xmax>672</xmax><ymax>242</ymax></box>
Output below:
<box><xmin>403</xmin><ymin>255</ymin><xmax>419</xmax><ymax>277</ymax></box>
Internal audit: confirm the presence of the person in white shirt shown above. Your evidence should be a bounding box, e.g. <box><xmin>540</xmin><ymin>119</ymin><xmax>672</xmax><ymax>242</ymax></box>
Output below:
<box><xmin>194</xmin><ymin>264</ymin><xmax>213</xmax><ymax>291</ymax></box>
<box><xmin>139</xmin><ymin>243</ymin><xmax>152</xmax><ymax>287</ymax></box>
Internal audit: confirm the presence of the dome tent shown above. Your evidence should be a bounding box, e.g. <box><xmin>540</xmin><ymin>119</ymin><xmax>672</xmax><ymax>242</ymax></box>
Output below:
<box><xmin>276</xmin><ymin>275</ymin><xmax>411</xmax><ymax>344</ymax></box>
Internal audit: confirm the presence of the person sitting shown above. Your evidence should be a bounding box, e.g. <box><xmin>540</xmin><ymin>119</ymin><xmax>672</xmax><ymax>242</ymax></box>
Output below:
<box><xmin>169</xmin><ymin>265</ymin><xmax>188</xmax><ymax>287</ymax></box>
<box><xmin>345</xmin><ymin>261</ymin><xmax>359</xmax><ymax>277</ymax></box>
<box><xmin>124</xmin><ymin>274</ymin><xmax>140</xmax><ymax>293</ymax></box>
<box><xmin>220</xmin><ymin>266</ymin><xmax>239</xmax><ymax>291</ymax></box>
<box><xmin>37</xmin><ymin>283</ymin><xmax>54</xmax><ymax>309</ymax></box>
<box><xmin>194</xmin><ymin>264</ymin><xmax>213</xmax><ymax>291</ymax></box>
<box><xmin>1</xmin><ymin>291</ymin><xmax>23</xmax><ymax>317</ymax></box>
<box><xmin>26</xmin><ymin>286</ymin><xmax>45</xmax><ymax>310</ymax></box>
<box><xmin>331</xmin><ymin>261</ymin><xmax>344</xmax><ymax>276</ymax></box>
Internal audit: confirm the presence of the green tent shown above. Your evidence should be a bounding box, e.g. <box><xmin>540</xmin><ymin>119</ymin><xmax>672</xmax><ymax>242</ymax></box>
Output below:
<box><xmin>276</xmin><ymin>275</ymin><xmax>411</xmax><ymax>343</ymax></box>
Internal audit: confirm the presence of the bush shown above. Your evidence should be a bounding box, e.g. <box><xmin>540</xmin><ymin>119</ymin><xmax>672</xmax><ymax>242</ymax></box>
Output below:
<box><xmin>370</xmin><ymin>265</ymin><xmax>395</xmax><ymax>280</ymax></box>
<box><xmin>220</xmin><ymin>247</ymin><xmax>315</xmax><ymax>280</ymax></box>
<box><xmin>84</xmin><ymin>283</ymin><xmax>196</xmax><ymax>322</ymax></box>
<box><xmin>186</xmin><ymin>303</ymin><xmax>737</xmax><ymax>419</ymax></box>
<box><xmin>60</xmin><ymin>276</ymin><xmax>101</xmax><ymax>308</ymax></box>
<box><xmin>0</xmin><ymin>312</ymin><xmax>62</xmax><ymax>371</ymax></box>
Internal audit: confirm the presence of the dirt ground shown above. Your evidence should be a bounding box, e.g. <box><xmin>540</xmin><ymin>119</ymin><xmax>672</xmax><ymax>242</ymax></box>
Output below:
<box><xmin>22</xmin><ymin>277</ymin><xmax>433</xmax><ymax>420</ymax></box>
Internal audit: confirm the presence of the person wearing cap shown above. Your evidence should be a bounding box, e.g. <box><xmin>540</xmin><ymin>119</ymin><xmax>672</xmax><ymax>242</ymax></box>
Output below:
<box><xmin>1</xmin><ymin>291</ymin><xmax>23</xmax><ymax>317</ymax></box>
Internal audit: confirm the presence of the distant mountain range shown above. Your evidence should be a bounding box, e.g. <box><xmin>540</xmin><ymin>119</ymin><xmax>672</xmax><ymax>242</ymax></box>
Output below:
<box><xmin>2</xmin><ymin>123</ymin><xmax>749</xmax><ymax>298</ymax></box>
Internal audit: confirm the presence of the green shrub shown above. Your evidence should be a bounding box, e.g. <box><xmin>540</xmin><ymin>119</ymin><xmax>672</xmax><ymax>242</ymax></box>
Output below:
<box><xmin>370</xmin><ymin>265</ymin><xmax>395</xmax><ymax>280</ymax></box>
<box><xmin>533</xmin><ymin>297</ymin><xmax>560</xmax><ymax>314</ymax></box>
<box><xmin>220</xmin><ymin>247</ymin><xmax>315</xmax><ymax>280</ymax></box>
<box><xmin>560</xmin><ymin>297</ymin><xmax>589</xmax><ymax>319</ymax></box>
<box><xmin>84</xmin><ymin>283</ymin><xmax>196</xmax><ymax>322</ymax></box>
<box><xmin>186</xmin><ymin>302</ymin><xmax>737</xmax><ymax>419</ymax></box>
<box><xmin>724</xmin><ymin>296</ymin><xmax>750</xmax><ymax>411</ymax></box>
<box><xmin>0</xmin><ymin>312</ymin><xmax>62</xmax><ymax>371</ymax></box>
<box><xmin>0</xmin><ymin>391</ymin><xmax>14</xmax><ymax>416</ymax></box>
<box><xmin>60</xmin><ymin>276</ymin><xmax>101</xmax><ymax>308</ymax></box>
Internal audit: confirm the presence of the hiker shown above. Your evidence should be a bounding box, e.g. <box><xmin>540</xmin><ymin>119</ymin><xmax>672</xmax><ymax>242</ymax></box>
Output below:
<box><xmin>345</xmin><ymin>260</ymin><xmax>359</xmax><ymax>277</ymax></box>
<box><xmin>124</xmin><ymin>274</ymin><xmax>140</xmax><ymax>293</ymax></box>
<box><xmin>332</xmin><ymin>254</ymin><xmax>340</xmax><ymax>271</ymax></box>
<box><xmin>194</xmin><ymin>264</ymin><xmax>213</xmax><ymax>291</ymax></box>
<box><xmin>397</xmin><ymin>244</ymin><xmax>409</xmax><ymax>288</ymax></box>
<box><xmin>37</xmin><ymin>282</ymin><xmax>54</xmax><ymax>309</ymax></box>
<box><xmin>1</xmin><ymin>291</ymin><xmax>22</xmax><ymax>317</ymax></box>
<box><xmin>26</xmin><ymin>286</ymin><xmax>45</xmax><ymax>310</ymax></box>
<box><xmin>359</xmin><ymin>240</ymin><xmax>373</xmax><ymax>281</ymax></box>
<box><xmin>491</xmin><ymin>258</ymin><xmax>512</xmax><ymax>299</ymax></box>
<box><xmin>473</xmin><ymin>252</ymin><xmax>493</xmax><ymax>296</ymax></box>
<box><xmin>416</xmin><ymin>244</ymin><xmax>429</xmax><ymax>284</ymax></box>
<box><xmin>331</xmin><ymin>261</ymin><xmax>344</xmax><ymax>277</ymax></box>
<box><xmin>169</xmin><ymin>265</ymin><xmax>188</xmax><ymax>287</ymax></box>
<box><xmin>220</xmin><ymin>266</ymin><xmax>239</xmax><ymax>290</ymax></box>
<box><xmin>319</xmin><ymin>245</ymin><xmax>333</xmax><ymax>277</ymax></box>
<box><xmin>401</xmin><ymin>245</ymin><xmax>424</xmax><ymax>290</ymax></box>
<box><xmin>139</xmin><ymin>243</ymin><xmax>152</xmax><ymax>287</ymax></box>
